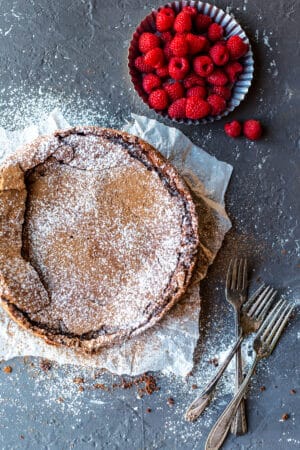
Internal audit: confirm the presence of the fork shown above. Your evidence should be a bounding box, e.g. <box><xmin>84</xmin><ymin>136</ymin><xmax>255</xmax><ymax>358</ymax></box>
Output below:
<box><xmin>226</xmin><ymin>257</ymin><xmax>248</xmax><ymax>435</ymax></box>
<box><xmin>205</xmin><ymin>299</ymin><xmax>294</xmax><ymax>450</ymax></box>
<box><xmin>184</xmin><ymin>283</ymin><xmax>277</xmax><ymax>422</ymax></box>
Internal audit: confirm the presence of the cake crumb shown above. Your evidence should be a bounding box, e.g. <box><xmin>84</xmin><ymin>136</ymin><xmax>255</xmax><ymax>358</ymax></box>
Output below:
<box><xmin>39</xmin><ymin>359</ymin><xmax>52</xmax><ymax>372</ymax></box>
<box><xmin>281</xmin><ymin>413</ymin><xmax>289</xmax><ymax>421</ymax></box>
<box><xmin>3</xmin><ymin>365</ymin><xmax>12</xmax><ymax>373</ymax></box>
<box><xmin>94</xmin><ymin>383</ymin><xmax>108</xmax><ymax>391</ymax></box>
<box><xmin>260</xmin><ymin>386</ymin><xmax>266</xmax><ymax>392</ymax></box>
<box><xmin>73</xmin><ymin>377</ymin><xmax>84</xmax><ymax>384</ymax></box>
<box><xmin>78</xmin><ymin>386</ymin><xmax>84</xmax><ymax>392</ymax></box>
<box><xmin>290</xmin><ymin>389</ymin><xmax>296</xmax><ymax>394</ymax></box>
<box><xmin>146</xmin><ymin>407</ymin><xmax>152</xmax><ymax>413</ymax></box>
<box><xmin>167</xmin><ymin>397</ymin><xmax>175</xmax><ymax>406</ymax></box>
<box><xmin>191</xmin><ymin>384</ymin><xmax>198</xmax><ymax>390</ymax></box>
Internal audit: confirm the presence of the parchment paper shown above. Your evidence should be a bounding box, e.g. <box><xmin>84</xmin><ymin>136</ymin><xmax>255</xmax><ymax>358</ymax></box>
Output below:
<box><xmin>0</xmin><ymin>110</ymin><xmax>232</xmax><ymax>376</ymax></box>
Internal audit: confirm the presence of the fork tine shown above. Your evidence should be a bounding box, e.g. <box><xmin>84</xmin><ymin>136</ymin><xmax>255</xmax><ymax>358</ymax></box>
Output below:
<box><xmin>256</xmin><ymin>299</ymin><xmax>285</xmax><ymax>340</ymax></box>
<box><xmin>237</xmin><ymin>259</ymin><xmax>243</xmax><ymax>290</ymax></box>
<box><xmin>256</xmin><ymin>290</ymin><xmax>277</xmax><ymax>322</ymax></box>
<box><xmin>269</xmin><ymin>305</ymin><xmax>294</xmax><ymax>353</ymax></box>
<box><xmin>242</xmin><ymin>258</ymin><xmax>247</xmax><ymax>290</ymax></box>
<box><xmin>260</xmin><ymin>300</ymin><xmax>286</xmax><ymax>341</ymax></box>
<box><xmin>243</xmin><ymin>283</ymin><xmax>266</xmax><ymax>312</ymax></box>
<box><xmin>247</xmin><ymin>286</ymin><xmax>276</xmax><ymax>319</ymax></box>
<box><xmin>226</xmin><ymin>259</ymin><xmax>234</xmax><ymax>290</ymax></box>
<box><xmin>231</xmin><ymin>258</ymin><xmax>238</xmax><ymax>290</ymax></box>
<box><xmin>265</xmin><ymin>303</ymin><xmax>292</xmax><ymax>345</ymax></box>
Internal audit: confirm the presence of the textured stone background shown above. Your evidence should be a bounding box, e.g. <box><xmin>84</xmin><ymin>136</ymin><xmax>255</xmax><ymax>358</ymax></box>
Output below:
<box><xmin>0</xmin><ymin>0</ymin><xmax>299</xmax><ymax>449</ymax></box>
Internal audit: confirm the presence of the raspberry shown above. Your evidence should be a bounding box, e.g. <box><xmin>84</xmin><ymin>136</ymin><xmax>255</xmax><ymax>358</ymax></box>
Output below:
<box><xmin>227</xmin><ymin>35</ymin><xmax>249</xmax><ymax>59</ymax></box>
<box><xmin>163</xmin><ymin>41</ymin><xmax>173</xmax><ymax>60</ymax></box>
<box><xmin>156</xmin><ymin>65</ymin><xmax>169</xmax><ymax>78</ymax></box>
<box><xmin>243</xmin><ymin>120</ymin><xmax>262</xmax><ymax>140</ymax></box>
<box><xmin>187</xmin><ymin>86</ymin><xmax>207</xmax><ymax>99</ymax></box>
<box><xmin>186</xmin><ymin>97</ymin><xmax>211</xmax><ymax>119</ymax></box>
<box><xmin>170</xmin><ymin>34</ymin><xmax>189</xmax><ymax>56</ymax></box>
<box><xmin>134</xmin><ymin>56</ymin><xmax>153</xmax><ymax>73</ymax></box>
<box><xmin>168</xmin><ymin>98</ymin><xmax>187</xmax><ymax>119</ymax></box>
<box><xmin>224</xmin><ymin>120</ymin><xmax>242</xmax><ymax>137</ymax></box>
<box><xmin>195</xmin><ymin>13</ymin><xmax>212</xmax><ymax>31</ymax></box>
<box><xmin>211</xmin><ymin>85</ymin><xmax>232</xmax><ymax>100</ymax></box>
<box><xmin>168</xmin><ymin>57</ymin><xmax>190</xmax><ymax>80</ymax></box>
<box><xmin>142</xmin><ymin>73</ymin><xmax>161</xmax><ymax>94</ymax></box>
<box><xmin>174</xmin><ymin>11</ymin><xmax>192</xmax><ymax>33</ymax></box>
<box><xmin>208</xmin><ymin>23</ymin><xmax>224</xmax><ymax>42</ymax></box>
<box><xmin>138</xmin><ymin>32</ymin><xmax>161</xmax><ymax>53</ymax></box>
<box><xmin>164</xmin><ymin>81</ymin><xmax>185</xmax><ymax>101</ymax></box>
<box><xmin>207</xmin><ymin>94</ymin><xmax>226</xmax><ymax>115</ymax></box>
<box><xmin>210</xmin><ymin>43</ymin><xmax>229</xmax><ymax>66</ymax></box>
<box><xmin>156</xmin><ymin>7</ymin><xmax>176</xmax><ymax>32</ymax></box>
<box><xmin>193</xmin><ymin>55</ymin><xmax>214</xmax><ymax>77</ymax></box>
<box><xmin>160</xmin><ymin>31</ymin><xmax>173</xmax><ymax>43</ymax></box>
<box><xmin>148</xmin><ymin>89</ymin><xmax>169</xmax><ymax>110</ymax></box>
<box><xmin>182</xmin><ymin>6</ymin><xmax>198</xmax><ymax>17</ymax></box>
<box><xmin>186</xmin><ymin>33</ymin><xmax>208</xmax><ymax>55</ymax></box>
<box><xmin>207</xmin><ymin>69</ymin><xmax>228</xmax><ymax>86</ymax></box>
<box><xmin>144</xmin><ymin>48</ymin><xmax>165</xmax><ymax>68</ymax></box>
<box><xmin>183</xmin><ymin>72</ymin><xmax>205</xmax><ymax>89</ymax></box>
<box><xmin>225</xmin><ymin>61</ymin><xmax>243</xmax><ymax>83</ymax></box>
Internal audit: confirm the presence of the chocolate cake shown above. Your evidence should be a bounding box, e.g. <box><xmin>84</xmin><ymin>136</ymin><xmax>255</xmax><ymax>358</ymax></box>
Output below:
<box><xmin>0</xmin><ymin>127</ymin><xmax>199</xmax><ymax>353</ymax></box>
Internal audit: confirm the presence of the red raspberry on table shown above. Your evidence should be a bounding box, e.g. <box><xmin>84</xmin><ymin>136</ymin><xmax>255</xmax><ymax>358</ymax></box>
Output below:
<box><xmin>156</xmin><ymin>7</ymin><xmax>176</xmax><ymax>32</ymax></box>
<box><xmin>168</xmin><ymin>98</ymin><xmax>187</xmax><ymax>119</ymax></box>
<box><xmin>142</xmin><ymin>73</ymin><xmax>161</xmax><ymax>94</ymax></box>
<box><xmin>207</xmin><ymin>94</ymin><xmax>226</xmax><ymax>115</ymax></box>
<box><xmin>186</xmin><ymin>97</ymin><xmax>211</xmax><ymax>119</ymax></box>
<box><xmin>168</xmin><ymin>57</ymin><xmax>190</xmax><ymax>80</ymax></box>
<box><xmin>210</xmin><ymin>43</ymin><xmax>229</xmax><ymax>66</ymax></box>
<box><xmin>208</xmin><ymin>23</ymin><xmax>224</xmax><ymax>42</ymax></box>
<box><xmin>243</xmin><ymin>120</ymin><xmax>262</xmax><ymax>140</ymax></box>
<box><xmin>134</xmin><ymin>56</ymin><xmax>153</xmax><ymax>73</ymax></box>
<box><xmin>207</xmin><ymin>69</ymin><xmax>228</xmax><ymax>86</ymax></box>
<box><xmin>182</xmin><ymin>6</ymin><xmax>198</xmax><ymax>17</ymax></box>
<box><xmin>163</xmin><ymin>41</ymin><xmax>173</xmax><ymax>60</ymax></box>
<box><xmin>224</xmin><ymin>120</ymin><xmax>242</xmax><ymax>137</ymax></box>
<box><xmin>170</xmin><ymin>34</ymin><xmax>189</xmax><ymax>56</ymax></box>
<box><xmin>138</xmin><ymin>32</ymin><xmax>161</xmax><ymax>53</ymax></box>
<box><xmin>156</xmin><ymin>65</ymin><xmax>169</xmax><ymax>78</ymax></box>
<box><xmin>187</xmin><ymin>86</ymin><xmax>207</xmax><ymax>99</ymax></box>
<box><xmin>225</xmin><ymin>61</ymin><xmax>243</xmax><ymax>83</ymax></box>
<box><xmin>186</xmin><ymin>33</ymin><xmax>208</xmax><ymax>55</ymax></box>
<box><xmin>195</xmin><ymin>13</ymin><xmax>212</xmax><ymax>31</ymax></box>
<box><xmin>164</xmin><ymin>81</ymin><xmax>185</xmax><ymax>101</ymax></box>
<box><xmin>183</xmin><ymin>72</ymin><xmax>205</xmax><ymax>89</ymax></box>
<box><xmin>160</xmin><ymin>31</ymin><xmax>173</xmax><ymax>43</ymax></box>
<box><xmin>148</xmin><ymin>89</ymin><xmax>169</xmax><ymax>110</ymax></box>
<box><xmin>193</xmin><ymin>55</ymin><xmax>214</xmax><ymax>77</ymax></box>
<box><xmin>174</xmin><ymin>11</ymin><xmax>192</xmax><ymax>33</ymax></box>
<box><xmin>227</xmin><ymin>35</ymin><xmax>249</xmax><ymax>59</ymax></box>
<box><xmin>211</xmin><ymin>85</ymin><xmax>232</xmax><ymax>100</ymax></box>
<box><xmin>144</xmin><ymin>48</ymin><xmax>165</xmax><ymax>68</ymax></box>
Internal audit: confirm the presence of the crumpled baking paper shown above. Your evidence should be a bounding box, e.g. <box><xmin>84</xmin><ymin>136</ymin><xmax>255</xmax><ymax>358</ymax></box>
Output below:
<box><xmin>0</xmin><ymin>110</ymin><xmax>232</xmax><ymax>376</ymax></box>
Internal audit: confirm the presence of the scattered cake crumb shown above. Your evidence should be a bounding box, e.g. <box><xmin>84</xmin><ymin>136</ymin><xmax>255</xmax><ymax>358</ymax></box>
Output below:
<box><xmin>3</xmin><ymin>365</ymin><xmax>12</xmax><ymax>373</ymax></box>
<box><xmin>167</xmin><ymin>397</ymin><xmax>175</xmax><ymax>406</ymax></box>
<box><xmin>281</xmin><ymin>413</ymin><xmax>289</xmax><ymax>421</ymax></box>
<box><xmin>73</xmin><ymin>377</ymin><xmax>84</xmax><ymax>384</ymax></box>
<box><xmin>290</xmin><ymin>389</ymin><xmax>296</xmax><ymax>394</ymax></box>
<box><xmin>260</xmin><ymin>386</ymin><xmax>266</xmax><ymax>392</ymax></box>
<box><xmin>78</xmin><ymin>386</ymin><xmax>84</xmax><ymax>392</ymax></box>
<box><xmin>39</xmin><ymin>359</ymin><xmax>52</xmax><ymax>372</ymax></box>
<box><xmin>146</xmin><ymin>407</ymin><xmax>152</xmax><ymax>413</ymax></box>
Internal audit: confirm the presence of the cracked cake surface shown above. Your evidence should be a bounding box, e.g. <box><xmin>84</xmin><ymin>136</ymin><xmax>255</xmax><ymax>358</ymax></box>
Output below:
<box><xmin>0</xmin><ymin>127</ymin><xmax>199</xmax><ymax>353</ymax></box>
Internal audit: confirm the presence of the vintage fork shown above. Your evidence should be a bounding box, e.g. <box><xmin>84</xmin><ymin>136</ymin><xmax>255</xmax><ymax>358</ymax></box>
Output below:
<box><xmin>226</xmin><ymin>257</ymin><xmax>248</xmax><ymax>435</ymax></box>
<box><xmin>205</xmin><ymin>299</ymin><xmax>294</xmax><ymax>450</ymax></box>
<box><xmin>184</xmin><ymin>283</ymin><xmax>277</xmax><ymax>422</ymax></box>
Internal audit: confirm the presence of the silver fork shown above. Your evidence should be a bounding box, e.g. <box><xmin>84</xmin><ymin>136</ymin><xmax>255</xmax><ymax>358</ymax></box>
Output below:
<box><xmin>226</xmin><ymin>257</ymin><xmax>248</xmax><ymax>435</ymax></box>
<box><xmin>205</xmin><ymin>299</ymin><xmax>294</xmax><ymax>450</ymax></box>
<box><xmin>185</xmin><ymin>283</ymin><xmax>276</xmax><ymax>422</ymax></box>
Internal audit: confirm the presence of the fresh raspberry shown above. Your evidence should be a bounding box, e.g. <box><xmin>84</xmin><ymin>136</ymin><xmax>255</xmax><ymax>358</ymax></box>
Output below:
<box><xmin>195</xmin><ymin>13</ymin><xmax>212</xmax><ymax>31</ymax></box>
<box><xmin>183</xmin><ymin>72</ymin><xmax>206</xmax><ymax>89</ymax></box>
<box><xmin>134</xmin><ymin>56</ymin><xmax>153</xmax><ymax>73</ymax></box>
<box><xmin>210</xmin><ymin>43</ymin><xmax>229</xmax><ymax>66</ymax></box>
<box><xmin>207</xmin><ymin>94</ymin><xmax>226</xmax><ymax>115</ymax></box>
<box><xmin>224</xmin><ymin>120</ymin><xmax>242</xmax><ymax>137</ymax></box>
<box><xmin>207</xmin><ymin>23</ymin><xmax>224</xmax><ymax>42</ymax></box>
<box><xmin>174</xmin><ymin>11</ymin><xmax>192</xmax><ymax>33</ymax></box>
<box><xmin>148</xmin><ymin>89</ymin><xmax>169</xmax><ymax>110</ymax></box>
<box><xmin>187</xmin><ymin>86</ymin><xmax>207</xmax><ymax>99</ymax></box>
<box><xmin>225</xmin><ymin>61</ymin><xmax>243</xmax><ymax>83</ymax></box>
<box><xmin>207</xmin><ymin>69</ymin><xmax>228</xmax><ymax>86</ymax></box>
<box><xmin>156</xmin><ymin>7</ymin><xmax>176</xmax><ymax>32</ymax></box>
<box><xmin>144</xmin><ymin>48</ymin><xmax>165</xmax><ymax>68</ymax></box>
<box><xmin>186</xmin><ymin>33</ymin><xmax>208</xmax><ymax>54</ymax></box>
<box><xmin>182</xmin><ymin>6</ymin><xmax>198</xmax><ymax>17</ymax></box>
<box><xmin>138</xmin><ymin>32</ymin><xmax>161</xmax><ymax>53</ymax></box>
<box><xmin>168</xmin><ymin>98</ymin><xmax>187</xmax><ymax>119</ymax></box>
<box><xmin>156</xmin><ymin>65</ymin><xmax>169</xmax><ymax>78</ymax></box>
<box><xmin>211</xmin><ymin>85</ymin><xmax>232</xmax><ymax>100</ymax></box>
<box><xmin>160</xmin><ymin>31</ymin><xmax>173</xmax><ymax>43</ymax></box>
<box><xmin>243</xmin><ymin>120</ymin><xmax>262</xmax><ymax>140</ymax></box>
<box><xmin>168</xmin><ymin>57</ymin><xmax>190</xmax><ymax>80</ymax></box>
<box><xmin>227</xmin><ymin>35</ymin><xmax>249</xmax><ymax>59</ymax></box>
<box><xmin>193</xmin><ymin>55</ymin><xmax>214</xmax><ymax>77</ymax></box>
<box><xmin>186</xmin><ymin>97</ymin><xmax>211</xmax><ymax>119</ymax></box>
<box><xmin>170</xmin><ymin>34</ymin><xmax>189</xmax><ymax>56</ymax></box>
<box><xmin>164</xmin><ymin>81</ymin><xmax>185</xmax><ymax>101</ymax></box>
<box><xmin>142</xmin><ymin>73</ymin><xmax>161</xmax><ymax>94</ymax></box>
<box><xmin>163</xmin><ymin>41</ymin><xmax>173</xmax><ymax>60</ymax></box>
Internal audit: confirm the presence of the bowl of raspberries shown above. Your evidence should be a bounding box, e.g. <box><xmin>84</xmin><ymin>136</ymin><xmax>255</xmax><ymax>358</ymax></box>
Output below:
<box><xmin>128</xmin><ymin>1</ymin><xmax>254</xmax><ymax>123</ymax></box>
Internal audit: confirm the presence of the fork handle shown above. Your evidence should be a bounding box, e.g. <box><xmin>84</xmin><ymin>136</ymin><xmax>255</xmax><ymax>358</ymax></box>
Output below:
<box><xmin>231</xmin><ymin>309</ymin><xmax>248</xmax><ymax>435</ymax></box>
<box><xmin>205</xmin><ymin>355</ymin><xmax>259</xmax><ymax>450</ymax></box>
